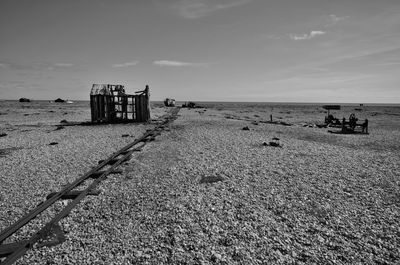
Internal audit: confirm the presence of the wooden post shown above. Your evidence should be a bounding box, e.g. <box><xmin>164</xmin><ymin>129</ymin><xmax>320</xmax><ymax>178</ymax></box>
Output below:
<box><xmin>124</xmin><ymin>96</ymin><xmax>128</xmax><ymax>120</ymax></box>
<box><xmin>101</xmin><ymin>96</ymin><xmax>105</xmax><ymax>122</ymax></box>
<box><xmin>141</xmin><ymin>95</ymin><xmax>146</xmax><ymax>121</ymax></box>
<box><xmin>90</xmin><ymin>95</ymin><xmax>95</xmax><ymax>122</ymax></box>
<box><xmin>342</xmin><ymin>118</ymin><xmax>346</xmax><ymax>133</ymax></box>
<box><xmin>105</xmin><ymin>95</ymin><xmax>110</xmax><ymax>121</ymax></box>
<box><xmin>144</xmin><ymin>85</ymin><xmax>150</xmax><ymax>121</ymax></box>
<box><xmin>96</xmin><ymin>95</ymin><xmax>101</xmax><ymax>122</ymax></box>
<box><xmin>135</xmin><ymin>96</ymin><xmax>141</xmax><ymax>122</ymax></box>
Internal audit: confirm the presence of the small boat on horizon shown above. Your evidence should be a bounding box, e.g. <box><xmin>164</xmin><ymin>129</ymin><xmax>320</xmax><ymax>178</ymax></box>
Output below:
<box><xmin>66</xmin><ymin>100</ymin><xmax>74</xmax><ymax>104</ymax></box>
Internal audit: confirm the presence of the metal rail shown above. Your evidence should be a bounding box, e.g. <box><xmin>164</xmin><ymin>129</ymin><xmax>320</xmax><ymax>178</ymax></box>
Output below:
<box><xmin>0</xmin><ymin>107</ymin><xmax>180</xmax><ymax>264</ymax></box>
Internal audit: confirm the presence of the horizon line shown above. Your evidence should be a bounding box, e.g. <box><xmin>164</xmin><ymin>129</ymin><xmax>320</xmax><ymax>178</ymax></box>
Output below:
<box><xmin>1</xmin><ymin>98</ymin><xmax>399</xmax><ymax>105</ymax></box>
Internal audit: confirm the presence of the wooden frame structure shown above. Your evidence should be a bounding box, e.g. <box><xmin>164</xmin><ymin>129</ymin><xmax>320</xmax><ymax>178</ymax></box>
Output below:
<box><xmin>90</xmin><ymin>84</ymin><xmax>150</xmax><ymax>123</ymax></box>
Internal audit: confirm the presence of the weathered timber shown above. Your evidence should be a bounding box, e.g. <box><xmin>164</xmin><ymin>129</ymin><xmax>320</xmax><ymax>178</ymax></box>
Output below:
<box><xmin>90</xmin><ymin>84</ymin><xmax>150</xmax><ymax>123</ymax></box>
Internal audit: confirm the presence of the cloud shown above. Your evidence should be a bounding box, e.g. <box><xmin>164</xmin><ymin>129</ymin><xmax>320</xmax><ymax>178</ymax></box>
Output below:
<box><xmin>0</xmin><ymin>62</ymin><xmax>10</xmax><ymax>68</ymax></box>
<box><xmin>54</xmin><ymin>63</ymin><xmax>74</xmax><ymax>67</ymax></box>
<box><xmin>374</xmin><ymin>62</ymin><xmax>400</xmax><ymax>66</ymax></box>
<box><xmin>327</xmin><ymin>14</ymin><xmax>349</xmax><ymax>26</ymax></box>
<box><xmin>266</xmin><ymin>34</ymin><xmax>282</xmax><ymax>40</ymax></box>
<box><xmin>320</xmin><ymin>47</ymin><xmax>400</xmax><ymax>71</ymax></box>
<box><xmin>289</xmin><ymin>30</ymin><xmax>326</xmax><ymax>40</ymax></box>
<box><xmin>111</xmin><ymin>61</ymin><xmax>139</xmax><ymax>68</ymax></box>
<box><xmin>0</xmin><ymin>61</ymin><xmax>75</xmax><ymax>71</ymax></box>
<box><xmin>173</xmin><ymin>0</ymin><xmax>252</xmax><ymax>19</ymax></box>
<box><xmin>154</xmin><ymin>60</ymin><xmax>208</xmax><ymax>67</ymax></box>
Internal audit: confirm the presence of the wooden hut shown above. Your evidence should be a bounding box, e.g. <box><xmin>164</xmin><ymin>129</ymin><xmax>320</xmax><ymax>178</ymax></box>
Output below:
<box><xmin>90</xmin><ymin>84</ymin><xmax>150</xmax><ymax>123</ymax></box>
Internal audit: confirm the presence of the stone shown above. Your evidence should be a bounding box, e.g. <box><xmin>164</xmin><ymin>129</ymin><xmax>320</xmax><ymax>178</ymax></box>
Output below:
<box><xmin>211</xmin><ymin>252</ymin><xmax>222</xmax><ymax>262</ymax></box>
<box><xmin>200</xmin><ymin>175</ymin><xmax>224</xmax><ymax>184</ymax></box>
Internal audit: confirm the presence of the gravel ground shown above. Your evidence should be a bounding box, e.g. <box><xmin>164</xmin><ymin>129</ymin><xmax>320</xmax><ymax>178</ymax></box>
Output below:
<box><xmin>1</xmin><ymin>104</ymin><xmax>399</xmax><ymax>264</ymax></box>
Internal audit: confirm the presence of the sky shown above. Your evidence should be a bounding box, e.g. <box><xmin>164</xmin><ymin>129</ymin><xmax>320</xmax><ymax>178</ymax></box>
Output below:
<box><xmin>0</xmin><ymin>0</ymin><xmax>399</xmax><ymax>103</ymax></box>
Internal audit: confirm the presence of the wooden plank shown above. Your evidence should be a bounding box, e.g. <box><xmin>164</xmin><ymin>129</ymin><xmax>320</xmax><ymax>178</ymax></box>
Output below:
<box><xmin>97</xmin><ymin>95</ymin><xmax>104</xmax><ymax>121</ymax></box>
<box><xmin>46</xmin><ymin>190</ymin><xmax>101</xmax><ymax>200</ymax></box>
<box><xmin>90</xmin><ymin>95</ymin><xmax>94</xmax><ymax>122</ymax></box>
<box><xmin>145</xmin><ymin>93</ymin><xmax>150</xmax><ymax>121</ymax></box>
<box><xmin>141</xmin><ymin>96</ymin><xmax>145</xmax><ymax>121</ymax></box>
<box><xmin>135</xmin><ymin>96</ymin><xmax>140</xmax><ymax>122</ymax></box>
<box><xmin>108</xmin><ymin>95</ymin><xmax>113</xmax><ymax>121</ymax></box>
<box><xmin>96</xmin><ymin>95</ymin><xmax>101</xmax><ymax>122</ymax></box>
<box><xmin>132</xmin><ymin>96</ymin><xmax>136</xmax><ymax>120</ymax></box>
<box><xmin>95</xmin><ymin>95</ymin><xmax>99</xmax><ymax>122</ymax></box>
<box><xmin>133</xmin><ymin>96</ymin><xmax>136</xmax><ymax>120</ymax></box>
<box><xmin>141</xmin><ymin>95</ymin><xmax>145</xmax><ymax>121</ymax></box>
<box><xmin>100</xmin><ymin>95</ymin><xmax>104</xmax><ymax>122</ymax></box>
<box><xmin>125</xmin><ymin>97</ymin><xmax>128</xmax><ymax>120</ymax></box>
<box><xmin>143</xmin><ymin>96</ymin><xmax>148</xmax><ymax>121</ymax></box>
<box><xmin>137</xmin><ymin>96</ymin><xmax>141</xmax><ymax>122</ymax></box>
<box><xmin>0</xmin><ymin>241</ymin><xmax>29</xmax><ymax>258</ymax></box>
<box><xmin>104</xmin><ymin>95</ymin><xmax>109</xmax><ymax>121</ymax></box>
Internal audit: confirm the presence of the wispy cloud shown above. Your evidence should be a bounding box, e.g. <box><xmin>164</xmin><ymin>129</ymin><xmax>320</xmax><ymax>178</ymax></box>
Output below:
<box><xmin>289</xmin><ymin>30</ymin><xmax>326</xmax><ymax>41</ymax></box>
<box><xmin>326</xmin><ymin>14</ymin><xmax>349</xmax><ymax>26</ymax></box>
<box><xmin>0</xmin><ymin>61</ymin><xmax>76</xmax><ymax>71</ymax></box>
<box><xmin>154</xmin><ymin>60</ymin><xmax>208</xmax><ymax>67</ymax></box>
<box><xmin>54</xmin><ymin>63</ymin><xmax>74</xmax><ymax>67</ymax></box>
<box><xmin>374</xmin><ymin>62</ymin><xmax>400</xmax><ymax>66</ymax></box>
<box><xmin>320</xmin><ymin>47</ymin><xmax>400</xmax><ymax>72</ymax></box>
<box><xmin>0</xmin><ymin>62</ymin><xmax>10</xmax><ymax>68</ymax></box>
<box><xmin>112</xmin><ymin>61</ymin><xmax>139</xmax><ymax>68</ymax></box>
<box><xmin>266</xmin><ymin>34</ymin><xmax>282</xmax><ymax>40</ymax></box>
<box><xmin>173</xmin><ymin>0</ymin><xmax>252</xmax><ymax>19</ymax></box>
<box><xmin>45</xmin><ymin>62</ymin><xmax>76</xmax><ymax>71</ymax></box>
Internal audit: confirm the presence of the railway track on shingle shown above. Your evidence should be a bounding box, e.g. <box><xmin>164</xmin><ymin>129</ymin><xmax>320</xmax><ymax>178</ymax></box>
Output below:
<box><xmin>0</xmin><ymin>107</ymin><xmax>180</xmax><ymax>265</ymax></box>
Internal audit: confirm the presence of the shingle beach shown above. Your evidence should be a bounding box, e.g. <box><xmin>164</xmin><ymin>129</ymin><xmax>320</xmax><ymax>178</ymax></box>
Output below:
<box><xmin>1</xmin><ymin>101</ymin><xmax>399</xmax><ymax>264</ymax></box>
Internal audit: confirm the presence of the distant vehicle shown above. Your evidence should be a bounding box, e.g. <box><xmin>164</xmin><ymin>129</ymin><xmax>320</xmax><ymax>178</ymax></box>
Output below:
<box><xmin>54</xmin><ymin>98</ymin><xmax>65</xmax><ymax>103</ymax></box>
<box><xmin>19</xmin><ymin>98</ymin><xmax>31</xmax><ymax>102</ymax></box>
<box><xmin>66</xmin><ymin>100</ymin><xmax>73</xmax><ymax>104</ymax></box>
